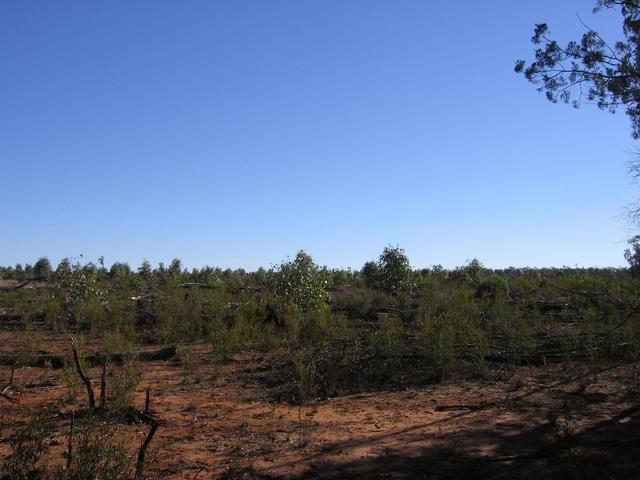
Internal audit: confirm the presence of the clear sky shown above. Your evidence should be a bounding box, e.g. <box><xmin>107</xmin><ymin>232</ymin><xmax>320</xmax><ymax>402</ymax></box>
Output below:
<box><xmin>1</xmin><ymin>1</ymin><xmax>637</xmax><ymax>271</ymax></box>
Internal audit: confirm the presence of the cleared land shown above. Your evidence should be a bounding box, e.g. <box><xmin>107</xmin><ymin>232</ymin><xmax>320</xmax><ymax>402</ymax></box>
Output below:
<box><xmin>1</xmin><ymin>329</ymin><xmax>638</xmax><ymax>479</ymax></box>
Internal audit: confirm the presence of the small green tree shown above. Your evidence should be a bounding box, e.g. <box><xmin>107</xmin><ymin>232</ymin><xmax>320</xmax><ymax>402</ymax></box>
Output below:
<box><xmin>361</xmin><ymin>261</ymin><xmax>381</xmax><ymax>289</ymax></box>
<box><xmin>109</xmin><ymin>262</ymin><xmax>133</xmax><ymax>289</ymax></box>
<box><xmin>475</xmin><ymin>274</ymin><xmax>510</xmax><ymax>303</ymax></box>
<box><xmin>136</xmin><ymin>260</ymin><xmax>154</xmax><ymax>291</ymax></box>
<box><xmin>451</xmin><ymin>258</ymin><xmax>487</xmax><ymax>284</ymax></box>
<box><xmin>52</xmin><ymin>258</ymin><xmax>103</xmax><ymax>324</ymax></box>
<box><xmin>276</xmin><ymin>250</ymin><xmax>328</xmax><ymax>312</ymax></box>
<box><xmin>373</xmin><ymin>246</ymin><xmax>415</xmax><ymax>296</ymax></box>
<box><xmin>167</xmin><ymin>258</ymin><xmax>183</xmax><ymax>284</ymax></box>
<box><xmin>625</xmin><ymin>234</ymin><xmax>640</xmax><ymax>276</ymax></box>
<box><xmin>33</xmin><ymin>256</ymin><xmax>52</xmax><ymax>279</ymax></box>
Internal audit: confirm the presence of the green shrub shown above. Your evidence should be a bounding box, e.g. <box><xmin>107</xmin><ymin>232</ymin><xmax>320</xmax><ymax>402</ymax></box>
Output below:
<box><xmin>364</xmin><ymin>315</ymin><xmax>404</xmax><ymax>383</ymax></box>
<box><xmin>475</xmin><ymin>274</ymin><xmax>510</xmax><ymax>303</ymax></box>
<box><xmin>57</xmin><ymin>418</ymin><xmax>130</xmax><ymax>480</ymax></box>
<box><xmin>276</xmin><ymin>251</ymin><xmax>328</xmax><ymax>313</ymax></box>
<box><xmin>1</xmin><ymin>417</ymin><xmax>49</xmax><ymax>480</ymax></box>
<box><xmin>101</xmin><ymin>331</ymin><xmax>142</xmax><ymax>412</ymax></box>
<box><xmin>363</xmin><ymin>246</ymin><xmax>416</xmax><ymax>296</ymax></box>
<box><xmin>419</xmin><ymin>304</ymin><xmax>488</xmax><ymax>380</ymax></box>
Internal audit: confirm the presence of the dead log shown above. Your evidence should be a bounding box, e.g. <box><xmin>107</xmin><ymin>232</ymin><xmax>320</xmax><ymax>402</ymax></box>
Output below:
<box><xmin>0</xmin><ymin>345</ymin><xmax>177</xmax><ymax>370</ymax></box>
<box><xmin>90</xmin><ymin>345</ymin><xmax>177</xmax><ymax>366</ymax></box>
<box><xmin>0</xmin><ymin>276</ymin><xmax>45</xmax><ymax>292</ymax></box>
<box><xmin>180</xmin><ymin>282</ymin><xmax>215</xmax><ymax>289</ymax></box>
<box><xmin>0</xmin><ymin>353</ymin><xmax>64</xmax><ymax>369</ymax></box>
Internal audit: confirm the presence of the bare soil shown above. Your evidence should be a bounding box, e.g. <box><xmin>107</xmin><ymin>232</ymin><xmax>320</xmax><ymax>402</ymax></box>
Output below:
<box><xmin>1</xmin><ymin>330</ymin><xmax>639</xmax><ymax>479</ymax></box>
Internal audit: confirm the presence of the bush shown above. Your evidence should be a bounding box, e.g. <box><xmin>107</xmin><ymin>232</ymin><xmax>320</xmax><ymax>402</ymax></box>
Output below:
<box><xmin>475</xmin><ymin>274</ymin><xmax>510</xmax><ymax>303</ymax></box>
<box><xmin>52</xmin><ymin>258</ymin><xmax>103</xmax><ymax>325</ymax></box>
<box><xmin>1</xmin><ymin>416</ymin><xmax>49</xmax><ymax>480</ymax></box>
<box><xmin>625</xmin><ymin>235</ymin><xmax>640</xmax><ymax>277</ymax></box>
<box><xmin>58</xmin><ymin>419</ymin><xmax>130</xmax><ymax>480</ymax></box>
<box><xmin>419</xmin><ymin>303</ymin><xmax>488</xmax><ymax>380</ymax></box>
<box><xmin>365</xmin><ymin>315</ymin><xmax>404</xmax><ymax>383</ymax></box>
<box><xmin>276</xmin><ymin>251</ymin><xmax>328</xmax><ymax>313</ymax></box>
<box><xmin>104</xmin><ymin>346</ymin><xmax>141</xmax><ymax>413</ymax></box>
<box><xmin>363</xmin><ymin>246</ymin><xmax>415</xmax><ymax>296</ymax></box>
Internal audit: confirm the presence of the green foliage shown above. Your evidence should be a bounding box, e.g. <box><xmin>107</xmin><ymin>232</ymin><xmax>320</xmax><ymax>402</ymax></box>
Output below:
<box><xmin>109</xmin><ymin>262</ymin><xmax>133</xmax><ymax>289</ymax></box>
<box><xmin>33</xmin><ymin>256</ymin><xmax>52</xmax><ymax>279</ymax></box>
<box><xmin>419</xmin><ymin>312</ymin><xmax>457</xmax><ymax>381</ymax></box>
<box><xmin>156</xmin><ymin>287</ymin><xmax>203</xmax><ymax>343</ymax></box>
<box><xmin>625</xmin><ymin>235</ymin><xmax>640</xmax><ymax>276</ymax></box>
<box><xmin>419</xmin><ymin>301</ymin><xmax>488</xmax><ymax>381</ymax></box>
<box><xmin>1</xmin><ymin>417</ymin><xmax>48</xmax><ymax>479</ymax></box>
<box><xmin>52</xmin><ymin>258</ymin><xmax>103</xmax><ymax>325</ymax></box>
<box><xmin>276</xmin><ymin>251</ymin><xmax>328</xmax><ymax>312</ymax></box>
<box><xmin>364</xmin><ymin>245</ymin><xmax>415</xmax><ymax>296</ymax></box>
<box><xmin>59</xmin><ymin>419</ymin><xmax>130</xmax><ymax>480</ymax></box>
<box><xmin>207</xmin><ymin>315</ymin><xmax>238</xmax><ymax>362</ymax></box>
<box><xmin>136</xmin><ymin>260</ymin><xmax>155</xmax><ymax>292</ymax></box>
<box><xmin>102</xmin><ymin>331</ymin><xmax>142</xmax><ymax>412</ymax></box>
<box><xmin>106</xmin><ymin>359</ymin><xmax>141</xmax><ymax>413</ymax></box>
<box><xmin>475</xmin><ymin>274</ymin><xmax>510</xmax><ymax>303</ymax></box>
<box><xmin>365</xmin><ymin>315</ymin><xmax>404</xmax><ymax>383</ymax></box>
<box><xmin>516</xmin><ymin>1</ymin><xmax>640</xmax><ymax>138</ymax></box>
<box><xmin>451</xmin><ymin>258</ymin><xmax>486</xmax><ymax>284</ymax></box>
<box><xmin>3</xmin><ymin>251</ymin><xmax>640</xmax><ymax>402</ymax></box>
<box><xmin>179</xmin><ymin>344</ymin><xmax>202</xmax><ymax>377</ymax></box>
<box><xmin>361</xmin><ymin>261</ymin><xmax>381</xmax><ymax>289</ymax></box>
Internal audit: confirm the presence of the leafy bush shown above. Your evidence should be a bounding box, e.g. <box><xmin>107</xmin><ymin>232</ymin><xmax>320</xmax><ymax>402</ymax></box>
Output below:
<box><xmin>33</xmin><ymin>256</ymin><xmax>52</xmax><ymax>279</ymax></box>
<box><xmin>475</xmin><ymin>274</ymin><xmax>510</xmax><ymax>303</ymax></box>
<box><xmin>52</xmin><ymin>258</ymin><xmax>103</xmax><ymax>325</ymax></box>
<box><xmin>276</xmin><ymin>251</ymin><xmax>328</xmax><ymax>312</ymax></box>
<box><xmin>364</xmin><ymin>315</ymin><xmax>404</xmax><ymax>383</ymax></box>
<box><xmin>625</xmin><ymin>235</ymin><xmax>640</xmax><ymax>277</ymax></box>
<box><xmin>419</xmin><ymin>303</ymin><xmax>488</xmax><ymax>380</ymax></box>
<box><xmin>451</xmin><ymin>258</ymin><xmax>487</xmax><ymax>284</ymax></box>
<box><xmin>363</xmin><ymin>246</ymin><xmax>415</xmax><ymax>296</ymax></box>
<box><xmin>58</xmin><ymin>419</ymin><xmax>130</xmax><ymax>480</ymax></box>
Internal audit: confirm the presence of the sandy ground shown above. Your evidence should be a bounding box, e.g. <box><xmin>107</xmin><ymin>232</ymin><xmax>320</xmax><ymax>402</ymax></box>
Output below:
<box><xmin>1</xmin><ymin>330</ymin><xmax>639</xmax><ymax>479</ymax></box>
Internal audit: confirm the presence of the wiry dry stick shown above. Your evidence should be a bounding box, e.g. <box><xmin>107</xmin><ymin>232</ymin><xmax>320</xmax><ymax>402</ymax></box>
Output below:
<box><xmin>135</xmin><ymin>422</ymin><xmax>159</xmax><ymax>480</ymax></box>
<box><xmin>66</xmin><ymin>412</ymin><xmax>75</xmax><ymax>470</ymax></box>
<box><xmin>70</xmin><ymin>337</ymin><xmax>95</xmax><ymax>410</ymax></box>
<box><xmin>99</xmin><ymin>360</ymin><xmax>107</xmax><ymax>408</ymax></box>
<box><xmin>0</xmin><ymin>383</ymin><xmax>15</xmax><ymax>402</ymax></box>
<box><xmin>1</xmin><ymin>363</ymin><xmax>17</xmax><ymax>403</ymax></box>
<box><xmin>144</xmin><ymin>388</ymin><xmax>150</xmax><ymax>414</ymax></box>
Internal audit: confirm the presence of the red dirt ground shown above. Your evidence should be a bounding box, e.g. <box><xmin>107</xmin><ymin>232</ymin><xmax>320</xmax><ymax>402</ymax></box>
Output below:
<box><xmin>1</xmin><ymin>330</ymin><xmax>639</xmax><ymax>479</ymax></box>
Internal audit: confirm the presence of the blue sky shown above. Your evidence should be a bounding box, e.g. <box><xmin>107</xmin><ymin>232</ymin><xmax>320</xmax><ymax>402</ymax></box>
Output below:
<box><xmin>1</xmin><ymin>1</ymin><xmax>637</xmax><ymax>270</ymax></box>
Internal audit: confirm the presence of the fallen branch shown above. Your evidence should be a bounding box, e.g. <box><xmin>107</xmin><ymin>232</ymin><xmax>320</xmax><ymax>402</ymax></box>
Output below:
<box><xmin>0</xmin><ymin>276</ymin><xmax>45</xmax><ymax>292</ymax></box>
<box><xmin>180</xmin><ymin>282</ymin><xmax>215</xmax><ymax>289</ymax></box>
<box><xmin>0</xmin><ymin>345</ymin><xmax>177</xmax><ymax>370</ymax></box>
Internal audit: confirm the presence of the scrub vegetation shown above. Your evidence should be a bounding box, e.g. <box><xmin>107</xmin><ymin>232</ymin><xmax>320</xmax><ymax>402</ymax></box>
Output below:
<box><xmin>1</xmin><ymin>246</ymin><xmax>640</xmax><ymax>478</ymax></box>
